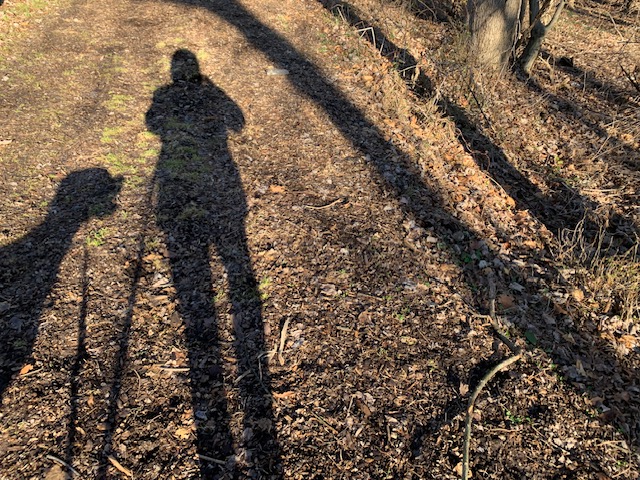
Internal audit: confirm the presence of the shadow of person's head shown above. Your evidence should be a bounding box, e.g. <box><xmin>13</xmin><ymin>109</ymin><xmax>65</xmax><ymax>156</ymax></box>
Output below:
<box><xmin>171</xmin><ymin>48</ymin><xmax>203</xmax><ymax>84</ymax></box>
<box><xmin>49</xmin><ymin>168</ymin><xmax>122</xmax><ymax>224</ymax></box>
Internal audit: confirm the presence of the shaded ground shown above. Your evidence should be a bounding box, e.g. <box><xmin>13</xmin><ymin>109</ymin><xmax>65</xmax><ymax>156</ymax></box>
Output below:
<box><xmin>0</xmin><ymin>0</ymin><xmax>638</xmax><ymax>478</ymax></box>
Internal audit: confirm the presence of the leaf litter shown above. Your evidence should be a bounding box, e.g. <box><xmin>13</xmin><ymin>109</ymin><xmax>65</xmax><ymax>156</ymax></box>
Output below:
<box><xmin>0</xmin><ymin>0</ymin><xmax>638</xmax><ymax>478</ymax></box>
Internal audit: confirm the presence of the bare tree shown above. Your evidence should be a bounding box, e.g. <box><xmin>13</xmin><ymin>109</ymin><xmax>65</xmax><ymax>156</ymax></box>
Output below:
<box><xmin>468</xmin><ymin>0</ymin><xmax>566</xmax><ymax>73</ymax></box>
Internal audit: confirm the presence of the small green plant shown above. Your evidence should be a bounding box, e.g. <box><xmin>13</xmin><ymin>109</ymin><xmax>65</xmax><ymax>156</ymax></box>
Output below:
<box><xmin>86</xmin><ymin>228</ymin><xmax>108</xmax><ymax>247</ymax></box>
<box><xmin>505</xmin><ymin>409</ymin><xmax>530</xmax><ymax>425</ymax></box>
<box><xmin>212</xmin><ymin>290</ymin><xmax>225</xmax><ymax>304</ymax></box>
<box><xmin>259</xmin><ymin>277</ymin><xmax>272</xmax><ymax>300</ymax></box>
<box><xmin>144</xmin><ymin>236</ymin><xmax>160</xmax><ymax>251</ymax></box>
<box><xmin>396</xmin><ymin>307</ymin><xmax>410</xmax><ymax>322</ymax></box>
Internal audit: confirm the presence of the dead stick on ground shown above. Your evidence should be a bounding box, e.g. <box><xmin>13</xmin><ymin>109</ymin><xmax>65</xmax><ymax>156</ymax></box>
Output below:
<box><xmin>46</xmin><ymin>454</ymin><xmax>81</xmax><ymax>477</ymax></box>
<box><xmin>461</xmin><ymin>353</ymin><xmax>522</xmax><ymax>480</ymax></box>
<box><xmin>462</xmin><ymin>274</ymin><xmax>522</xmax><ymax>480</ymax></box>
<box><xmin>107</xmin><ymin>455</ymin><xmax>133</xmax><ymax>477</ymax></box>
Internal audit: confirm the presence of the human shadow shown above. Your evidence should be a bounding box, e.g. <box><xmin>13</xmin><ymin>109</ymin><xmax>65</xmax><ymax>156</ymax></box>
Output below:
<box><xmin>0</xmin><ymin>168</ymin><xmax>122</xmax><ymax>398</ymax></box>
<box><xmin>146</xmin><ymin>49</ymin><xmax>280</xmax><ymax>478</ymax></box>
<box><xmin>162</xmin><ymin>0</ymin><xmax>640</xmax><ymax>451</ymax></box>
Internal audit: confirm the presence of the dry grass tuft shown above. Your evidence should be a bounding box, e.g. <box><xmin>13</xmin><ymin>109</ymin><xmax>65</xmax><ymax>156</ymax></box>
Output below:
<box><xmin>558</xmin><ymin>216</ymin><xmax>640</xmax><ymax>327</ymax></box>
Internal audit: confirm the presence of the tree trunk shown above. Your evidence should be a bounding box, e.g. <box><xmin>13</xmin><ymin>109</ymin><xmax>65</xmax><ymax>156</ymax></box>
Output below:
<box><xmin>468</xmin><ymin>0</ymin><xmax>523</xmax><ymax>69</ymax></box>
<box><xmin>518</xmin><ymin>0</ymin><xmax>565</xmax><ymax>74</ymax></box>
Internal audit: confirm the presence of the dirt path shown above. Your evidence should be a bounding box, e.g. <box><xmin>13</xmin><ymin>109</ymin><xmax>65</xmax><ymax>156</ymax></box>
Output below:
<box><xmin>1</xmin><ymin>0</ymin><xmax>639</xmax><ymax>478</ymax></box>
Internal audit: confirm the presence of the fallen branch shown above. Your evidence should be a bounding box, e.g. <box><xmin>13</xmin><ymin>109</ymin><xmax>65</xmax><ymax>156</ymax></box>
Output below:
<box><xmin>462</xmin><ymin>274</ymin><xmax>523</xmax><ymax>480</ymax></box>
<box><xmin>461</xmin><ymin>353</ymin><xmax>522</xmax><ymax>480</ymax></box>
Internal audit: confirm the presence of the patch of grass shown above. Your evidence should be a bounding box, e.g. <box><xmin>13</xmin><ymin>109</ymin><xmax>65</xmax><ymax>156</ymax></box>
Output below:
<box><xmin>100</xmin><ymin>126</ymin><xmax>125</xmax><ymax>144</ymax></box>
<box><xmin>104</xmin><ymin>93</ymin><xmax>133</xmax><ymax>112</ymax></box>
<box><xmin>103</xmin><ymin>153</ymin><xmax>136</xmax><ymax>175</ymax></box>
<box><xmin>123</xmin><ymin>174</ymin><xmax>145</xmax><ymax>188</ymax></box>
<box><xmin>212</xmin><ymin>289</ymin><xmax>225</xmax><ymax>304</ymax></box>
<box><xmin>14</xmin><ymin>0</ymin><xmax>46</xmax><ymax>17</ymax></box>
<box><xmin>196</xmin><ymin>49</ymin><xmax>211</xmax><ymax>62</ymax></box>
<box><xmin>137</xmin><ymin>131</ymin><xmax>157</xmax><ymax>145</ymax></box>
<box><xmin>177</xmin><ymin>204</ymin><xmax>207</xmax><ymax>221</ymax></box>
<box><xmin>141</xmin><ymin>148</ymin><xmax>160</xmax><ymax>159</ymax></box>
<box><xmin>86</xmin><ymin>228</ymin><xmax>109</xmax><ymax>247</ymax></box>
<box><xmin>88</xmin><ymin>203</ymin><xmax>108</xmax><ymax>217</ymax></box>
<box><xmin>145</xmin><ymin>236</ymin><xmax>161</xmax><ymax>251</ymax></box>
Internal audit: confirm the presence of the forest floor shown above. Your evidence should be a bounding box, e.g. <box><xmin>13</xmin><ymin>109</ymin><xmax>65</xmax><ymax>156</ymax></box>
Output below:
<box><xmin>0</xmin><ymin>0</ymin><xmax>639</xmax><ymax>478</ymax></box>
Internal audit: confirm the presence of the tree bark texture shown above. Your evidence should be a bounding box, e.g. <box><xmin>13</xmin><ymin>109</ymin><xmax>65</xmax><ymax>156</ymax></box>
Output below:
<box><xmin>468</xmin><ymin>0</ymin><xmax>522</xmax><ymax>69</ymax></box>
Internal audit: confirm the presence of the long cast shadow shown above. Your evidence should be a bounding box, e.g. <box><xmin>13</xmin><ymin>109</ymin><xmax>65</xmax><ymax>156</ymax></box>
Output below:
<box><xmin>0</xmin><ymin>168</ymin><xmax>122</xmax><ymax>398</ymax></box>
<box><xmin>146</xmin><ymin>49</ymin><xmax>280</xmax><ymax>478</ymax></box>
<box><xmin>162</xmin><ymin>0</ymin><xmax>639</xmax><ymax>459</ymax></box>
<box><xmin>323</xmin><ymin>0</ymin><xmax>638</xmax><ymax>249</ymax></box>
<box><xmin>321</xmin><ymin>0</ymin><xmax>640</xmax><ymax>448</ymax></box>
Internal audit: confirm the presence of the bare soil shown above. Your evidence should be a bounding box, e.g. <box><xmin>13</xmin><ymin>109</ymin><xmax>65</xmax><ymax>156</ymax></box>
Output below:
<box><xmin>0</xmin><ymin>0</ymin><xmax>638</xmax><ymax>478</ymax></box>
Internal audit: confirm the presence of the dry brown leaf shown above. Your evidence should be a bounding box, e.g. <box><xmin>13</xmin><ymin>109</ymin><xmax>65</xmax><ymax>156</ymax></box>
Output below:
<box><xmin>273</xmin><ymin>391</ymin><xmax>296</xmax><ymax>400</ymax></box>
<box><xmin>571</xmin><ymin>288</ymin><xmax>585</xmax><ymax>302</ymax></box>
<box><xmin>269</xmin><ymin>184</ymin><xmax>286</xmax><ymax>194</ymax></box>
<box><xmin>44</xmin><ymin>465</ymin><xmax>66</xmax><ymax>480</ymax></box>
<box><xmin>19</xmin><ymin>364</ymin><xmax>33</xmax><ymax>375</ymax></box>
<box><xmin>459</xmin><ymin>383</ymin><xmax>469</xmax><ymax>396</ymax></box>
<box><xmin>175</xmin><ymin>427</ymin><xmax>192</xmax><ymax>439</ymax></box>
<box><xmin>497</xmin><ymin>294</ymin><xmax>515</xmax><ymax>309</ymax></box>
<box><xmin>454</xmin><ymin>461</ymin><xmax>472</xmax><ymax>477</ymax></box>
<box><xmin>355</xmin><ymin>398</ymin><xmax>372</xmax><ymax>418</ymax></box>
<box><xmin>619</xmin><ymin>335</ymin><xmax>637</xmax><ymax>348</ymax></box>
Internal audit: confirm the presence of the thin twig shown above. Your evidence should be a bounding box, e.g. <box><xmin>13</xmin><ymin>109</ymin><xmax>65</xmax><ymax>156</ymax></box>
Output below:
<box><xmin>278</xmin><ymin>317</ymin><xmax>290</xmax><ymax>365</ymax></box>
<box><xmin>621</xmin><ymin>64</ymin><xmax>640</xmax><ymax>93</ymax></box>
<box><xmin>46</xmin><ymin>454</ymin><xmax>81</xmax><ymax>477</ymax></box>
<box><xmin>107</xmin><ymin>455</ymin><xmax>133</xmax><ymax>477</ymax></box>
<box><xmin>198</xmin><ymin>454</ymin><xmax>226</xmax><ymax>465</ymax></box>
<box><xmin>303</xmin><ymin>197</ymin><xmax>346</xmax><ymax>210</ymax></box>
<box><xmin>462</xmin><ymin>353</ymin><xmax>522</xmax><ymax>480</ymax></box>
<box><xmin>462</xmin><ymin>273</ymin><xmax>523</xmax><ymax>479</ymax></box>
<box><xmin>156</xmin><ymin>365</ymin><xmax>190</xmax><ymax>372</ymax></box>
<box><xmin>310</xmin><ymin>410</ymin><xmax>339</xmax><ymax>435</ymax></box>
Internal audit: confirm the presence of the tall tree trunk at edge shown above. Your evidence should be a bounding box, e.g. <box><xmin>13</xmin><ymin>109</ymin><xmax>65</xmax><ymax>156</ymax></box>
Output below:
<box><xmin>468</xmin><ymin>0</ymin><xmax>523</xmax><ymax>70</ymax></box>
